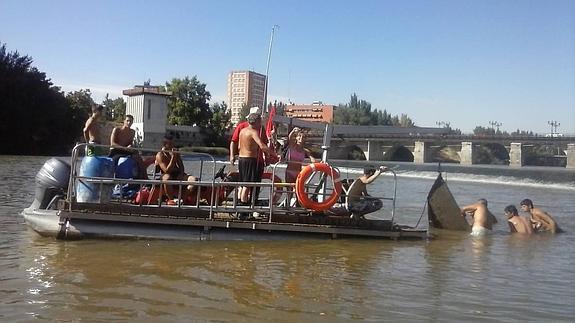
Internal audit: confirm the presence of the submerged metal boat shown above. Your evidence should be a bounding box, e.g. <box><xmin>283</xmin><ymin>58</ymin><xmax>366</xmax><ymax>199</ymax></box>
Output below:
<box><xmin>427</xmin><ymin>173</ymin><xmax>471</xmax><ymax>231</ymax></box>
<box><xmin>21</xmin><ymin>143</ymin><xmax>436</xmax><ymax>240</ymax></box>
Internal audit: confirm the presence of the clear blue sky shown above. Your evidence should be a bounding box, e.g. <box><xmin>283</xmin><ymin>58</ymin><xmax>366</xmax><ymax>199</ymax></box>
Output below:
<box><xmin>1</xmin><ymin>0</ymin><xmax>574</xmax><ymax>134</ymax></box>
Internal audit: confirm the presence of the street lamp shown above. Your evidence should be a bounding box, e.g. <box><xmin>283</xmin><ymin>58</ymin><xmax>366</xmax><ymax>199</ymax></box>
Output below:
<box><xmin>489</xmin><ymin>121</ymin><xmax>502</xmax><ymax>133</ymax></box>
<box><xmin>548</xmin><ymin>120</ymin><xmax>560</xmax><ymax>135</ymax></box>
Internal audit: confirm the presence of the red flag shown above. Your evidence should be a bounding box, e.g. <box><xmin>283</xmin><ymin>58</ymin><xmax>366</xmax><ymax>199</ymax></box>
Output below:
<box><xmin>264</xmin><ymin>104</ymin><xmax>279</xmax><ymax>164</ymax></box>
<box><xmin>266</xmin><ymin>104</ymin><xmax>276</xmax><ymax>140</ymax></box>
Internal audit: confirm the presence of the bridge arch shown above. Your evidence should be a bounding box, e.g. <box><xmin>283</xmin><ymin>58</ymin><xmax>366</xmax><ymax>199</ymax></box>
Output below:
<box><xmin>523</xmin><ymin>143</ymin><xmax>567</xmax><ymax>167</ymax></box>
<box><xmin>329</xmin><ymin>144</ymin><xmax>366</xmax><ymax>160</ymax></box>
<box><xmin>474</xmin><ymin>143</ymin><xmax>510</xmax><ymax>165</ymax></box>
<box><xmin>383</xmin><ymin>144</ymin><xmax>414</xmax><ymax>162</ymax></box>
<box><xmin>429</xmin><ymin>145</ymin><xmax>459</xmax><ymax>163</ymax></box>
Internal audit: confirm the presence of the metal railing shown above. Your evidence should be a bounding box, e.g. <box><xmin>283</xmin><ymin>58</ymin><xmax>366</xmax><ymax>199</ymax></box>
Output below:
<box><xmin>66</xmin><ymin>143</ymin><xmax>398</xmax><ymax>224</ymax></box>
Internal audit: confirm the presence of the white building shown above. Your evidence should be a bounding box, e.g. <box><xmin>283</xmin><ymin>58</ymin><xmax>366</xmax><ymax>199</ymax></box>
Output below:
<box><xmin>123</xmin><ymin>84</ymin><xmax>206</xmax><ymax>148</ymax></box>
<box><xmin>227</xmin><ymin>70</ymin><xmax>266</xmax><ymax>125</ymax></box>
<box><xmin>123</xmin><ymin>85</ymin><xmax>172</xmax><ymax>149</ymax></box>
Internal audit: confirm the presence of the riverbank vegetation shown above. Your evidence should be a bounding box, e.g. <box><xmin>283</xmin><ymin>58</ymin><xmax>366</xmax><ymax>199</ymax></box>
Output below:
<box><xmin>0</xmin><ymin>42</ymin><xmax>548</xmax><ymax>158</ymax></box>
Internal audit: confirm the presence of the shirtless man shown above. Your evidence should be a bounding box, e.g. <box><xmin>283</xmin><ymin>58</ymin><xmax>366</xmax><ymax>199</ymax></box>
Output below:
<box><xmin>155</xmin><ymin>136</ymin><xmax>196</xmax><ymax>201</ymax></box>
<box><xmin>237</xmin><ymin>113</ymin><xmax>276</xmax><ymax>204</ymax></box>
<box><xmin>109</xmin><ymin>115</ymin><xmax>146</xmax><ymax>178</ymax></box>
<box><xmin>229</xmin><ymin>107</ymin><xmax>266</xmax><ymax>166</ymax></box>
<box><xmin>520</xmin><ymin>199</ymin><xmax>561</xmax><ymax>233</ymax></box>
<box><xmin>347</xmin><ymin>165</ymin><xmax>388</xmax><ymax>219</ymax></box>
<box><xmin>505</xmin><ymin>205</ymin><xmax>533</xmax><ymax>234</ymax></box>
<box><xmin>83</xmin><ymin>105</ymin><xmax>106</xmax><ymax>156</ymax></box>
<box><xmin>460</xmin><ymin>198</ymin><xmax>498</xmax><ymax>237</ymax></box>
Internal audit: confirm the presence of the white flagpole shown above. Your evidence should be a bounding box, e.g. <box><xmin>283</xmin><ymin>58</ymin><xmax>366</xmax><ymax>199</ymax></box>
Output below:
<box><xmin>262</xmin><ymin>25</ymin><xmax>279</xmax><ymax>114</ymax></box>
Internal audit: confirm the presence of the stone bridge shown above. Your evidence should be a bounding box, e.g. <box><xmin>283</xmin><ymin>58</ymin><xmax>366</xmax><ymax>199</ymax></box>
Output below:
<box><xmin>320</xmin><ymin>136</ymin><xmax>575</xmax><ymax>168</ymax></box>
<box><xmin>271</xmin><ymin>116</ymin><xmax>575</xmax><ymax>168</ymax></box>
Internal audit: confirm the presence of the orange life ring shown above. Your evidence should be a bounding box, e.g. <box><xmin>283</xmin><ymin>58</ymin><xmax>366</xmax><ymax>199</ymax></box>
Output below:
<box><xmin>295</xmin><ymin>163</ymin><xmax>342</xmax><ymax>211</ymax></box>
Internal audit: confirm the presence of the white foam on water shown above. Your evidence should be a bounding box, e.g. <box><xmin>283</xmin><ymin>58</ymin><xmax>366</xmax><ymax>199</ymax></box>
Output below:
<box><xmin>396</xmin><ymin>170</ymin><xmax>575</xmax><ymax>191</ymax></box>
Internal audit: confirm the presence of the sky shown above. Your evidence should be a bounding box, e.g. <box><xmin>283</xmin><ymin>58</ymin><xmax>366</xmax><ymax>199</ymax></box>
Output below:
<box><xmin>1</xmin><ymin>0</ymin><xmax>574</xmax><ymax>134</ymax></box>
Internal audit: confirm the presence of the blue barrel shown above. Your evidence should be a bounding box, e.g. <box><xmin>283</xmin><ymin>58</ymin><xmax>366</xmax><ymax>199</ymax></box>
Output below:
<box><xmin>76</xmin><ymin>157</ymin><xmax>114</xmax><ymax>203</ymax></box>
<box><xmin>116</xmin><ymin>157</ymin><xmax>138</xmax><ymax>179</ymax></box>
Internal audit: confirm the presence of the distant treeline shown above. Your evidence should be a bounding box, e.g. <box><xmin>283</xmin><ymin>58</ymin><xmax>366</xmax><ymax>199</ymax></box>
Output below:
<box><xmin>0</xmin><ymin>43</ymin><xmax>230</xmax><ymax>155</ymax></box>
<box><xmin>1</xmin><ymin>42</ymin><xmax>538</xmax><ymax>157</ymax></box>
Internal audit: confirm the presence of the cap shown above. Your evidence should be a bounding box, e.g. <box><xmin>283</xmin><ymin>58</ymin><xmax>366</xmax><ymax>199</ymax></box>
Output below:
<box><xmin>249</xmin><ymin>106</ymin><xmax>261</xmax><ymax>114</ymax></box>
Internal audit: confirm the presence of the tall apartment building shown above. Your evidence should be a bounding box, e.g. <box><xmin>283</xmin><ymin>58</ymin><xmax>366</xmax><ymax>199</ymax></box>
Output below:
<box><xmin>227</xmin><ymin>70</ymin><xmax>266</xmax><ymax>125</ymax></box>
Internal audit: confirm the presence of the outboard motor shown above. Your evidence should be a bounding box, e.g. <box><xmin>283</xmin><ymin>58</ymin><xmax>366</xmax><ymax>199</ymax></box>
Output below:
<box><xmin>31</xmin><ymin>158</ymin><xmax>71</xmax><ymax>210</ymax></box>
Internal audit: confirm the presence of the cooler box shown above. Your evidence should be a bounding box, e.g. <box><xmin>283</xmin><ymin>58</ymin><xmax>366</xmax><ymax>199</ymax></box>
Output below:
<box><xmin>76</xmin><ymin>157</ymin><xmax>114</xmax><ymax>203</ymax></box>
<box><xmin>116</xmin><ymin>157</ymin><xmax>138</xmax><ymax>179</ymax></box>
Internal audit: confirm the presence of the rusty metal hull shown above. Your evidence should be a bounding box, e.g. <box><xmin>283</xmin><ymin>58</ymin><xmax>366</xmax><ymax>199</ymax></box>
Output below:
<box><xmin>22</xmin><ymin>207</ymin><xmax>427</xmax><ymax>241</ymax></box>
<box><xmin>427</xmin><ymin>173</ymin><xmax>471</xmax><ymax>231</ymax></box>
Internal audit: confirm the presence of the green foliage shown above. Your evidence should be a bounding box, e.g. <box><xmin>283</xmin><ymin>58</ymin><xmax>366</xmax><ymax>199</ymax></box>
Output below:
<box><xmin>203</xmin><ymin>101</ymin><xmax>232</xmax><ymax>146</ymax></box>
<box><xmin>165</xmin><ymin>76</ymin><xmax>211</xmax><ymax>127</ymax></box>
<box><xmin>473</xmin><ymin>126</ymin><xmax>510</xmax><ymax>136</ymax></box>
<box><xmin>511</xmin><ymin>129</ymin><xmax>535</xmax><ymax>136</ymax></box>
<box><xmin>334</xmin><ymin>93</ymin><xmax>415</xmax><ymax>127</ymax></box>
<box><xmin>0</xmin><ymin>43</ymin><xmax>77</xmax><ymax>155</ymax></box>
<box><xmin>65</xmin><ymin>89</ymin><xmax>94</xmax><ymax>124</ymax></box>
<box><xmin>473</xmin><ymin>126</ymin><xmax>495</xmax><ymax>136</ymax></box>
<box><xmin>239</xmin><ymin>103</ymin><xmax>251</xmax><ymax>122</ymax></box>
<box><xmin>102</xmin><ymin>93</ymin><xmax>126</xmax><ymax>121</ymax></box>
<box><xmin>447</xmin><ymin>127</ymin><xmax>462</xmax><ymax>135</ymax></box>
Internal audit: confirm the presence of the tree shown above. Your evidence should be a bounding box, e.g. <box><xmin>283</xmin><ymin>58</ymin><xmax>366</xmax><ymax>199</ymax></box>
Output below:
<box><xmin>398</xmin><ymin>114</ymin><xmax>415</xmax><ymax>127</ymax></box>
<box><xmin>511</xmin><ymin>129</ymin><xmax>534</xmax><ymax>136</ymax></box>
<box><xmin>473</xmin><ymin>126</ymin><xmax>495</xmax><ymax>136</ymax></box>
<box><xmin>334</xmin><ymin>93</ymin><xmax>415</xmax><ymax>127</ymax></box>
<box><xmin>239</xmin><ymin>103</ymin><xmax>251</xmax><ymax>122</ymax></box>
<box><xmin>102</xmin><ymin>94</ymin><xmax>126</xmax><ymax>121</ymax></box>
<box><xmin>0</xmin><ymin>43</ymin><xmax>76</xmax><ymax>155</ymax></box>
<box><xmin>203</xmin><ymin>101</ymin><xmax>232</xmax><ymax>146</ymax></box>
<box><xmin>65</xmin><ymin>89</ymin><xmax>94</xmax><ymax>123</ymax></box>
<box><xmin>165</xmin><ymin>76</ymin><xmax>211</xmax><ymax>127</ymax></box>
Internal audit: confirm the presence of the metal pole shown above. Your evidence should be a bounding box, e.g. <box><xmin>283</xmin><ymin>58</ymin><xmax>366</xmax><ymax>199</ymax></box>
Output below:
<box><xmin>262</xmin><ymin>25</ymin><xmax>279</xmax><ymax>113</ymax></box>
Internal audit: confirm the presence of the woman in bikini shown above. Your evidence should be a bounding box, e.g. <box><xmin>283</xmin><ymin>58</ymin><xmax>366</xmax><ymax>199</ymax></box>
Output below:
<box><xmin>284</xmin><ymin>128</ymin><xmax>317</xmax><ymax>205</ymax></box>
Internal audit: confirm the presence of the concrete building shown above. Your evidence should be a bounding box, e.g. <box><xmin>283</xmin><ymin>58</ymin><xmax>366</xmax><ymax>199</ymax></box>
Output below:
<box><xmin>227</xmin><ymin>70</ymin><xmax>266</xmax><ymax>125</ymax></box>
<box><xmin>123</xmin><ymin>84</ymin><xmax>206</xmax><ymax>149</ymax></box>
<box><xmin>123</xmin><ymin>85</ymin><xmax>172</xmax><ymax>149</ymax></box>
<box><xmin>284</xmin><ymin>103</ymin><xmax>334</xmax><ymax>123</ymax></box>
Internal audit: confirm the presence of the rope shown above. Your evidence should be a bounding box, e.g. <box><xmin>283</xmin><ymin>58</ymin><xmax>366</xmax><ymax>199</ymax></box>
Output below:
<box><xmin>414</xmin><ymin>199</ymin><xmax>428</xmax><ymax>228</ymax></box>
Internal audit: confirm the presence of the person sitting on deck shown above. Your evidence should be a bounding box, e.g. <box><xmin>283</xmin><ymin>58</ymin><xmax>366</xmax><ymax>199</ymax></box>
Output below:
<box><xmin>520</xmin><ymin>199</ymin><xmax>562</xmax><ymax>233</ymax></box>
<box><xmin>155</xmin><ymin>135</ymin><xmax>196</xmax><ymax>203</ymax></box>
<box><xmin>505</xmin><ymin>205</ymin><xmax>533</xmax><ymax>234</ymax></box>
<box><xmin>346</xmin><ymin>165</ymin><xmax>388</xmax><ymax>219</ymax></box>
<box><xmin>108</xmin><ymin>114</ymin><xmax>146</xmax><ymax>179</ymax></box>
<box><xmin>460</xmin><ymin>198</ymin><xmax>498</xmax><ymax>237</ymax></box>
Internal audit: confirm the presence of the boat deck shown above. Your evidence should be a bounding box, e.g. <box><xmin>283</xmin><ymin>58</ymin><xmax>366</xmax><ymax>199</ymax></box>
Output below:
<box><xmin>58</xmin><ymin>200</ymin><xmax>426</xmax><ymax>239</ymax></box>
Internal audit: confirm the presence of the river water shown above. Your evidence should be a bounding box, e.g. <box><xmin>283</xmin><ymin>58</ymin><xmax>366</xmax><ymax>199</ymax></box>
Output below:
<box><xmin>1</xmin><ymin>156</ymin><xmax>574</xmax><ymax>322</ymax></box>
